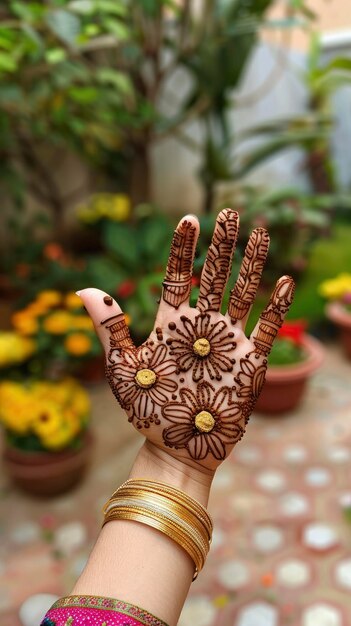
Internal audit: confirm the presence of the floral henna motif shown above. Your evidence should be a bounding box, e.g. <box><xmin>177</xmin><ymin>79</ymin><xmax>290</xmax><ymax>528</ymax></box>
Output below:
<box><xmin>252</xmin><ymin>276</ymin><xmax>295</xmax><ymax>357</ymax></box>
<box><xmin>162</xmin><ymin>219</ymin><xmax>196</xmax><ymax>309</ymax></box>
<box><xmin>228</xmin><ymin>228</ymin><xmax>269</xmax><ymax>323</ymax></box>
<box><xmin>106</xmin><ymin>341</ymin><xmax>178</xmax><ymax>429</ymax></box>
<box><xmin>162</xmin><ymin>382</ymin><xmax>245</xmax><ymax>461</ymax></box>
<box><xmin>197</xmin><ymin>209</ymin><xmax>239</xmax><ymax>313</ymax></box>
<box><xmin>168</xmin><ymin>314</ymin><xmax>236</xmax><ymax>382</ymax></box>
<box><xmin>235</xmin><ymin>351</ymin><xmax>267</xmax><ymax>420</ymax></box>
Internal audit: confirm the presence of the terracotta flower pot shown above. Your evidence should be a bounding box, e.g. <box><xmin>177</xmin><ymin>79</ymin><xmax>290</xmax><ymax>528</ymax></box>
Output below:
<box><xmin>255</xmin><ymin>334</ymin><xmax>325</xmax><ymax>415</ymax></box>
<box><xmin>2</xmin><ymin>430</ymin><xmax>94</xmax><ymax>497</ymax></box>
<box><xmin>326</xmin><ymin>301</ymin><xmax>351</xmax><ymax>359</ymax></box>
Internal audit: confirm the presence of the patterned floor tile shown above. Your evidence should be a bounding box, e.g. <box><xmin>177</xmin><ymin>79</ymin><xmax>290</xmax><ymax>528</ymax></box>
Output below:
<box><xmin>276</xmin><ymin>559</ymin><xmax>311</xmax><ymax>588</ymax></box>
<box><xmin>236</xmin><ymin>601</ymin><xmax>278</xmax><ymax>626</ymax></box>
<box><xmin>301</xmin><ymin>603</ymin><xmax>343</xmax><ymax>626</ymax></box>
<box><xmin>303</xmin><ymin>523</ymin><xmax>339</xmax><ymax>552</ymax></box>
<box><xmin>335</xmin><ymin>557</ymin><xmax>351</xmax><ymax>590</ymax></box>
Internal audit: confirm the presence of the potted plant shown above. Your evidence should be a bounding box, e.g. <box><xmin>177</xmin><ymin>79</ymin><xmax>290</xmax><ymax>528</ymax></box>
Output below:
<box><xmin>320</xmin><ymin>273</ymin><xmax>351</xmax><ymax>360</ymax></box>
<box><xmin>0</xmin><ymin>378</ymin><xmax>92</xmax><ymax>496</ymax></box>
<box><xmin>255</xmin><ymin>321</ymin><xmax>325</xmax><ymax>414</ymax></box>
<box><xmin>12</xmin><ymin>290</ymin><xmax>103</xmax><ymax>382</ymax></box>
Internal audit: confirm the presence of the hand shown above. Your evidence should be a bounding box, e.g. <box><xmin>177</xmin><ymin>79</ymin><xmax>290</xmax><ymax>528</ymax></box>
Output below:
<box><xmin>80</xmin><ymin>210</ymin><xmax>294</xmax><ymax>472</ymax></box>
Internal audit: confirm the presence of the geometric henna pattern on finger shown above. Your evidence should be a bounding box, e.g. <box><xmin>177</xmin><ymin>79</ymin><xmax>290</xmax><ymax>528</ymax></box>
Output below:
<box><xmin>168</xmin><ymin>314</ymin><xmax>236</xmax><ymax>382</ymax></box>
<box><xmin>162</xmin><ymin>219</ymin><xmax>196</xmax><ymax>309</ymax></box>
<box><xmin>106</xmin><ymin>342</ymin><xmax>178</xmax><ymax>429</ymax></box>
<box><xmin>102</xmin><ymin>313</ymin><xmax>135</xmax><ymax>350</ymax></box>
<box><xmin>197</xmin><ymin>209</ymin><xmax>239</xmax><ymax>313</ymax></box>
<box><xmin>162</xmin><ymin>382</ymin><xmax>246</xmax><ymax>461</ymax></box>
<box><xmin>252</xmin><ymin>276</ymin><xmax>295</xmax><ymax>357</ymax></box>
<box><xmin>228</xmin><ymin>228</ymin><xmax>269</xmax><ymax>324</ymax></box>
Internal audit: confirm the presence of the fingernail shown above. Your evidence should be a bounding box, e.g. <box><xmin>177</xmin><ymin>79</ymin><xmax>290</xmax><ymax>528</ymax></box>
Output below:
<box><xmin>75</xmin><ymin>291</ymin><xmax>81</xmax><ymax>296</ymax></box>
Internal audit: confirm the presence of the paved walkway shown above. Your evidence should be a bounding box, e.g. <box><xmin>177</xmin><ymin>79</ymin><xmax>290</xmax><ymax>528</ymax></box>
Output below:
<box><xmin>1</xmin><ymin>344</ymin><xmax>351</xmax><ymax>625</ymax></box>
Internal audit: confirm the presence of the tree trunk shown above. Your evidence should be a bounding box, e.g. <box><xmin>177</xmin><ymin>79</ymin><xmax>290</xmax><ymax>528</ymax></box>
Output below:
<box><xmin>129</xmin><ymin>141</ymin><xmax>152</xmax><ymax>206</ymax></box>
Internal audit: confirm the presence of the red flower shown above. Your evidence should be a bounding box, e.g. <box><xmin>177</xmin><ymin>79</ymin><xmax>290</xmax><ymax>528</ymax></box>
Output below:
<box><xmin>116</xmin><ymin>280</ymin><xmax>136</xmax><ymax>298</ymax></box>
<box><xmin>43</xmin><ymin>243</ymin><xmax>64</xmax><ymax>261</ymax></box>
<box><xmin>278</xmin><ymin>320</ymin><xmax>307</xmax><ymax>345</ymax></box>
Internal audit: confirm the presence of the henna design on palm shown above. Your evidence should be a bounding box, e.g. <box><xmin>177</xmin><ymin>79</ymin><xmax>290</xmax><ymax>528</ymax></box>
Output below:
<box><xmin>83</xmin><ymin>209</ymin><xmax>295</xmax><ymax>471</ymax></box>
<box><xmin>162</xmin><ymin>383</ymin><xmax>245</xmax><ymax>461</ymax></box>
<box><xmin>168</xmin><ymin>314</ymin><xmax>236</xmax><ymax>382</ymax></box>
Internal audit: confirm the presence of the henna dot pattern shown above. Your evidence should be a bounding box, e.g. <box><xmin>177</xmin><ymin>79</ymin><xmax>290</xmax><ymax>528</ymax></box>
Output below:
<box><xmin>135</xmin><ymin>369</ymin><xmax>157</xmax><ymax>389</ymax></box>
<box><xmin>162</xmin><ymin>382</ymin><xmax>245</xmax><ymax>461</ymax></box>
<box><xmin>195</xmin><ymin>410</ymin><xmax>215</xmax><ymax>433</ymax></box>
<box><xmin>193</xmin><ymin>338</ymin><xmax>211</xmax><ymax>357</ymax></box>
<box><xmin>169</xmin><ymin>313</ymin><xmax>236</xmax><ymax>382</ymax></box>
<box><xmin>103</xmin><ymin>295</ymin><xmax>113</xmax><ymax>306</ymax></box>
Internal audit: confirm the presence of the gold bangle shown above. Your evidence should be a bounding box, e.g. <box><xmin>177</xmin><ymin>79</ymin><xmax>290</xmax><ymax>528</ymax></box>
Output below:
<box><xmin>104</xmin><ymin>498</ymin><xmax>209</xmax><ymax>560</ymax></box>
<box><xmin>105</xmin><ymin>491</ymin><xmax>210</xmax><ymax>545</ymax></box>
<box><xmin>103</xmin><ymin>507</ymin><xmax>204</xmax><ymax>579</ymax></box>
<box><xmin>102</xmin><ymin>479</ymin><xmax>213</xmax><ymax>580</ymax></box>
<box><xmin>109</xmin><ymin>479</ymin><xmax>213</xmax><ymax>538</ymax></box>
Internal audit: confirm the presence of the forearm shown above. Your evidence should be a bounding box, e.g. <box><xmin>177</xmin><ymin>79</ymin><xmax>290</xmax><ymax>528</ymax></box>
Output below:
<box><xmin>71</xmin><ymin>441</ymin><xmax>213</xmax><ymax>626</ymax></box>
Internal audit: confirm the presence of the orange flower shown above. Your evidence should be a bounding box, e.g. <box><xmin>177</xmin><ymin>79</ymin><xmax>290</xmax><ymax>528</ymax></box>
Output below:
<box><xmin>65</xmin><ymin>333</ymin><xmax>92</xmax><ymax>356</ymax></box>
<box><xmin>65</xmin><ymin>292</ymin><xmax>83</xmax><ymax>310</ymax></box>
<box><xmin>12</xmin><ymin>312</ymin><xmax>38</xmax><ymax>336</ymax></box>
<box><xmin>261</xmin><ymin>572</ymin><xmax>274</xmax><ymax>588</ymax></box>
<box><xmin>43</xmin><ymin>311</ymin><xmax>72</xmax><ymax>334</ymax></box>
<box><xmin>72</xmin><ymin>315</ymin><xmax>94</xmax><ymax>330</ymax></box>
<box><xmin>37</xmin><ymin>290</ymin><xmax>62</xmax><ymax>307</ymax></box>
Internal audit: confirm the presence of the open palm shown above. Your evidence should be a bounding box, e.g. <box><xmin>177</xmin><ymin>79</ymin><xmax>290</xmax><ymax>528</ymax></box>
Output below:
<box><xmin>81</xmin><ymin>210</ymin><xmax>294</xmax><ymax>471</ymax></box>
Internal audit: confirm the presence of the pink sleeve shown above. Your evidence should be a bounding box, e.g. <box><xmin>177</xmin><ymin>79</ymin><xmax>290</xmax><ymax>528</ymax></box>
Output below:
<box><xmin>41</xmin><ymin>595</ymin><xmax>169</xmax><ymax>626</ymax></box>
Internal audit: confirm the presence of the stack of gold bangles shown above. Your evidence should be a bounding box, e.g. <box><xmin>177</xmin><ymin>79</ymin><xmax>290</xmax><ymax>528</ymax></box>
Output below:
<box><xmin>102</xmin><ymin>479</ymin><xmax>213</xmax><ymax>580</ymax></box>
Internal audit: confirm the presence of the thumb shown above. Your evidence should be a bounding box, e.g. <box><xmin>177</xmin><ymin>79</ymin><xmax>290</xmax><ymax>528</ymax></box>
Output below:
<box><xmin>77</xmin><ymin>288</ymin><xmax>135</xmax><ymax>353</ymax></box>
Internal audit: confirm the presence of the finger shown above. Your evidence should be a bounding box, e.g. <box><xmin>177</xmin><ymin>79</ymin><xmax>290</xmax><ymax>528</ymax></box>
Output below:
<box><xmin>228</xmin><ymin>228</ymin><xmax>270</xmax><ymax>327</ymax></box>
<box><xmin>161</xmin><ymin>215</ymin><xmax>199</xmax><ymax>309</ymax></box>
<box><xmin>77</xmin><ymin>288</ymin><xmax>135</xmax><ymax>353</ymax></box>
<box><xmin>196</xmin><ymin>208</ymin><xmax>239</xmax><ymax>313</ymax></box>
<box><xmin>250</xmin><ymin>275</ymin><xmax>295</xmax><ymax>357</ymax></box>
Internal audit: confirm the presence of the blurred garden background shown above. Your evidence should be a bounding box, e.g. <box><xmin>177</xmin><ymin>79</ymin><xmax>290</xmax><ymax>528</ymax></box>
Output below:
<box><xmin>2</xmin><ymin>1</ymin><xmax>351</xmax><ymax>625</ymax></box>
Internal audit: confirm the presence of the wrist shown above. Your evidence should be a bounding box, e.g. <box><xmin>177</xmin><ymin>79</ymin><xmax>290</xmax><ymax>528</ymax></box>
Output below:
<box><xmin>129</xmin><ymin>441</ymin><xmax>213</xmax><ymax>507</ymax></box>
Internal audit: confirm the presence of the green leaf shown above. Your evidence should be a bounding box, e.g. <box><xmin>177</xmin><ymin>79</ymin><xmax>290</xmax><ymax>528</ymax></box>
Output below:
<box><xmin>68</xmin><ymin>0</ymin><xmax>94</xmax><ymax>14</ymax></box>
<box><xmin>69</xmin><ymin>86</ymin><xmax>98</xmax><ymax>103</ymax></box>
<box><xmin>45</xmin><ymin>48</ymin><xmax>67</xmax><ymax>64</ymax></box>
<box><xmin>103</xmin><ymin>222</ymin><xmax>138</xmax><ymax>269</ymax></box>
<box><xmin>46</xmin><ymin>10</ymin><xmax>81</xmax><ymax>45</ymax></box>
<box><xmin>103</xmin><ymin>19</ymin><xmax>129</xmax><ymax>40</ymax></box>
<box><xmin>96</xmin><ymin>68</ymin><xmax>133</xmax><ymax>95</ymax></box>
<box><xmin>0</xmin><ymin>52</ymin><xmax>17</xmax><ymax>72</ymax></box>
<box><xmin>94</xmin><ymin>0</ymin><xmax>127</xmax><ymax>15</ymax></box>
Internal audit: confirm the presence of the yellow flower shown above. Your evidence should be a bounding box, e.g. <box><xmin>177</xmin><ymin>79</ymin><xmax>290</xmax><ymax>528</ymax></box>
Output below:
<box><xmin>109</xmin><ymin>194</ymin><xmax>131</xmax><ymax>221</ymax></box>
<box><xmin>0</xmin><ymin>382</ymin><xmax>33</xmax><ymax>434</ymax></box>
<box><xmin>72</xmin><ymin>315</ymin><xmax>94</xmax><ymax>330</ymax></box>
<box><xmin>319</xmin><ymin>273</ymin><xmax>351</xmax><ymax>300</ymax></box>
<box><xmin>0</xmin><ymin>333</ymin><xmax>35</xmax><ymax>367</ymax></box>
<box><xmin>12</xmin><ymin>312</ymin><xmax>38</xmax><ymax>336</ymax></box>
<box><xmin>40</xmin><ymin>421</ymin><xmax>77</xmax><ymax>451</ymax></box>
<box><xmin>124</xmin><ymin>313</ymin><xmax>131</xmax><ymax>326</ymax></box>
<box><xmin>43</xmin><ymin>311</ymin><xmax>72</xmax><ymax>334</ymax></box>
<box><xmin>71</xmin><ymin>386</ymin><xmax>90</xmax><ymax>417</ymax></box>
<box><xmin>65</xmin><ymin>333</ymin><xmax>92</xmax><ymax>356</ymax></box>
<box><xmin>37</xmin><ymin>290</ymin><xmax>62</xmax><ymax>307</ymax></box>
<box><xmin>32</xmin><ymin>403</ymin><xmax>63</xmax><ymax>438</ymax></box>
<box><xmin>65</xmin><ymin>292</ymin><xmax>83</xmax><ymax>309</ymax></box>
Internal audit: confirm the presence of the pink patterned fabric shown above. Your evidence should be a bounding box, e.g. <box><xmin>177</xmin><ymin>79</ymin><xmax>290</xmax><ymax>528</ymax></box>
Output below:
<box><xmin>41</xmin><ymin>595</ymin><xmax>169</xmax><ymax>626</ymax></box>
